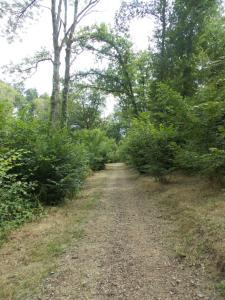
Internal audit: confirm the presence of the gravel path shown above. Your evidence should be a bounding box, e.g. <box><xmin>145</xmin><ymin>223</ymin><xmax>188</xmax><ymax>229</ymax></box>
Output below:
<box><xmin>35</xmin><ymin>163</ymin><xmax>218</xmax><ymax>300</ymax></box>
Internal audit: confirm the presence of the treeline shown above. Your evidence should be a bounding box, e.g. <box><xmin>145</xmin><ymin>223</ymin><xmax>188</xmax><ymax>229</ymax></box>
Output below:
<box><xmin>0</xmin><ymin>0</ymin><xmax>225</xmax><ymax>239</ymax></box>
<box><xmin>74</xmin><ymin>0</ymin><xmax>225</xmax><ymax>183</ymax></box>
<box><xmin>0</xmin><ymin>0</ymin><xmax>124</xmax><ymax>239</ymax></box>
<box><xmin>118</xmin><ymin>0</ymin><xmax>225</xmax><ymax>183</ymax></box>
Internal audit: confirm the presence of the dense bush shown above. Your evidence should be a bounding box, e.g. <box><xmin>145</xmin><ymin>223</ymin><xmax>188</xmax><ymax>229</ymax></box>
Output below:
<box><xmin>12</xmin><ymin>122</ymin><xmax>88</xmax><ymax>204</ymax></box>
<box><xmin>175</xmin><ymin>100</ymin><xmax>225</xmax><ymax>181</ymax></box>
<box><xmin>189</xmin><ymin>101</ymin><xmax>225</xmax><ymax>152</ymax></box>
<box><xmin>175</xmin><ymin>149</ymin><xmax>201</xmax><ymax>172</ymax></box>
<box><xmin>120</xmin><ymin>114</ymin><xmax>177</xmax><ymax>182</ymax></box>
<box><xmin>176</xmin><ymin>147</ymin><xmax>225</xmax><ymax>184</ymax></box>
<box><xmin>0</xmin><ymin>100</ymin><xmax>117</xmax><ymax>231</ymax></box>
<box><xmin>7</xmin><ymin>120</ymin><xmax>89</xmax><ymax>205</ymax></box>
<box><xmin>35</xmin><ymin>131</ymin><xmax>89</xmax><ymax>204</ymax></box>
<box><xmin>200</xmin><ymin>148</ymin><xmax>225</xmax><ymax>182</ymax></box>
<box><xmin>74</xmin><ymin>128</ymin><xmax>117</xmax><ymax>171</ymax></box>
<box><xmin>150</xmin><ymin>83</ymin><xmax>189</xmax><ymax>131</ymax></box>
<box><xmin>0</xmin><ymin>149</ymin><xmax>41</xmax><ymax>233</ymax></box>
<box><xmin>0</xmin><ymin>84</ymin><xmax>95</xmax><ymax>236</ymax></box>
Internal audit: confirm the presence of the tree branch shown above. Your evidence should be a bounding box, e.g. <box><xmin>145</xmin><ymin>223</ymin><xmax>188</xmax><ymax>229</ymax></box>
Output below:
<box><xmin>15</xmin><ymin>0</ymin><xmax>38</xmax><ymax>19</ymax></box>
<box><xmin>76</xmin><ymin>0</ymin><xmax>101</xmax><ymax>24</ymax></box>
<box><xmin>75</xmin><ymin>83</ymin><xmax>124</xmax><ymax>95</ymax></box>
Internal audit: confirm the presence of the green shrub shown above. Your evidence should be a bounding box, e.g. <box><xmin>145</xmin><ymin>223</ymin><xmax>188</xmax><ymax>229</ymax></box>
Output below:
<box><xmin>190</xmin><ymin>101</ymin><xmax>225</xmax><ymax>152</ymax></box>
<box><xmin>150</xmin><ymin>83</ymin><xmax>189</xmax><ymax>130</ymax></box>
<box><xmin>175</xmin><ymin>100</ymin><xmax>225</xmax><ymax>180</ymax></box>
<box><xmin>216</xmin><ymin>280</ymin><xmax>225</xmax><ymax>297</ymax></box>
<box><xmin>175</xmin><ymin>147</ymin><xmax>225</xmax><ymax>183</ymax></box>
<box><xmin>175</xmin><ymin>149</ymin><xmax>202</xmax><ymax>173</ymax></box>
<box><xmin>33</xmin><ymin>130</ymin><xmax>89</xmax><ymax>204</ymax></box>
<box><xmin>199</xmin><ymin>148</ymin><xmax>225</xmax><ymax>183</ymax></box>
<box><xmin>0</xmin><ymin>149</ymin><xmax>41</xmax><ymax>232</ymax></box>
<box><xmin>120</xmin><ymin>114</ymin><xmax>177</xmax><ymax>182</ymax></box>
<box><xmin>75</xmin><ymin>129</ymin><xmax>116</xmax><ymax>171</ymax></box>
<box><xmin>107</xmin><ymin>144</ymin><xmax>120</xmax><ymax>163</ymax></box>
<box><xmin>7</xmin><ymin>120</ymin><xmax>89</xmax><ymax>205</ymax></box>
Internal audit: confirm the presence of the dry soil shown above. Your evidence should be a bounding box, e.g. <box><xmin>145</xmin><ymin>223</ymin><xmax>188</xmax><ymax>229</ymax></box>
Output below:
<box><xmin>33</xmin><ymin>163</ymin><xmax>218</xmax><ymax>300</ymax></box>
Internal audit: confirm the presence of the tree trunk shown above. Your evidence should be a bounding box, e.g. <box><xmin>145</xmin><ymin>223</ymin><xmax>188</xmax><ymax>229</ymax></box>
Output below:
<box><xmin>50</xmin><ymin>0</ymin><xmax>63</xmax><ymax>126</ymax></box>
<box><xmin>61</xmin><ymin>43</ymin><xmax>72</xmax><ymax>127</ymax></box>
<box><xmin>61</xmin><ymin>0</ymin><xmax>79</xmax><ymax>127</ymax></box>
<box><xmin>159</xmin><ymin>0</ymin><xmax>167</xmax><ymax>81</ymax></box>
<box><xmin>50</xmin><ymin>47</ymin><xmax>61</xmax><ymax>124</ymax></box>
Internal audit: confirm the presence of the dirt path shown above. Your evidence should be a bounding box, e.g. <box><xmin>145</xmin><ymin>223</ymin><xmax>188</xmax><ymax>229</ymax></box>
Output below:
<box><xmin>34</xmin><ymin>163</ymin><xmax>218</xmax><ymax>300</ymax></box>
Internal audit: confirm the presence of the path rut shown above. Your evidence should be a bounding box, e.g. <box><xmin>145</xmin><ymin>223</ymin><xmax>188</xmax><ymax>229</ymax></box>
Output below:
<box><xmin>34</xmin><ymin>163</ymin><xmax>217</xmax><ymax>300</ymax></box>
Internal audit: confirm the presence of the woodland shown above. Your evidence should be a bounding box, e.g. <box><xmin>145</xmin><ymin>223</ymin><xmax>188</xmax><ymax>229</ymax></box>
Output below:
<box><xmin>0</xmin><ymin>0</ymin><xmax>224</xmax><ymax>271</ymax></box>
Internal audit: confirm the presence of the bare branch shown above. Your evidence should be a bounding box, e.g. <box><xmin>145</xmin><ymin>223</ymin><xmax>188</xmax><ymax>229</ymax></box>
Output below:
<box><xmin>76</xmin><ymin>0</ymin><xmax>100</xmax><ymax>24</ymax></box>
<box><xmin>3</xmin><ymin>0</ymin><xmax>41</xmax><ymax>41</ymax></box>
<box><xmin>19</xmin><ymin>57</ymin><xmax>53</xmax><ymax>75</ymax></box>
<box><xmin>2</xmin><ymin>48</ymin><xmax>53</xmax><ymax>81</ymax></box>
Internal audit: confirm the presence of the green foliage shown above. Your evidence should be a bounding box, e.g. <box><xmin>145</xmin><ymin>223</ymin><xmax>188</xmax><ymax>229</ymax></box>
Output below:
<box><xmin>0</xmin><ymin>99</ymin><xmax>12</xmax><ymax>140</ymax></box>
<box><xmin>34</xmin><ymin>130</ymin><xmax>89</xmax><ymax>204</ymax></box>
<box><xmin>0</xmin><ymin>149</ymin><xmax>41</xmax><ymax>235</ymax></box>
<box><xmin>190</xmin><ymin>101</ymin><xmax>225</xmax><ymax>151</ymax></box>
<box><xmin>175</xmin><ymin>99</ymin><xmax>225</xmax><ymax>180</ymax></box>
<box><xmin>120</xmin><ymin>115</ymin><xmax>177</xmax><ymax>181</ymax></box>
<box><xmin>7</xmin><ymin>120</ymin><xmax>89</xmax><ymax>205</ymax></box>
<box><xmin>75</xmin><ymin>129</ymin><xmax>117</xmax><ymax>171</ymax></box>
<box><xmin>68</xmin><ymin>88</ymin><xmax>104</xmax><ymax>129</ymax></box>
<box><xmin>199</xmin><ymin>148</ymin><xmax>225</xmax><ymax>182</ymax></box>
<box><xmin>77</xmin><ymin>24</ymin><xmax>145</xmax><ymax>115</ymax></box>
<box><xmin>0</xmin><ymin>81</ymin><xmax>19</xmax><ymax>141</ymax></box>
<box><xmin>175</xmin><ymin>149</ymin><xmax>201</xmax><ymax>173</ymax></box>
<box><xmin>198</xmin><ymin>14</ymin><xmax>225</xmax><ymax>88</ymax></box>
<box><xmin>165</xmin><ymin>0</ymin><xmax>219</xmax><ymax>96</ymax></box>
<box><xmin>216</xmin><ymin>280</ymin><xmax>225</xmax><ymax>297</ymax></box>
<box><xmin>103</xmin><ymin>111</ymin><xmax>126</xmax><ymax>144</ymax></box>
<box><xmin>0</xmin><ymin>0</ymin><xmax>224</xmax><ymax>242</ymax></box>
<box><xmin>150</xmin><ymin>83</ymin><xmax>189</xmax><ymax>130</ymax></box>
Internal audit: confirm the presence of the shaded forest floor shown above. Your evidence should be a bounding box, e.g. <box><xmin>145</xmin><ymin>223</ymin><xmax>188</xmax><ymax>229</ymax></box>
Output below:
<box><xmin>0</xmin><ymin>163</ymin><xmax>224</xmax><ymax>299</ymax></box>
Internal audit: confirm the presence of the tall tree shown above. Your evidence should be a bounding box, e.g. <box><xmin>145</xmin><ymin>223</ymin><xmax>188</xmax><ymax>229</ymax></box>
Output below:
<box><xmin>75</xmin><ymin>24</ymin><xmax>146</xmax><ymax>116</ymax></box>
<box><xmin>61</xmin><ymin>0</ymin><xmax>100</xmax><ymax>127</ymax></box>
<box><xmin>68</xmin><ymin>88</ymin><xmax>105</xmax><ymax>129</ymax></box>
<box><xmin>1</xmin><ymin>0</ymin><xmax>101</xmax><ymax>126</ymax></box>
<box><xmin>115</xmin><ymin>0</ymin><xmax>172</xmax><ymax>82</ymax></box>
<box><xmin>166</xmin><ymin>0</ymin><xmax>220</xmax><ymax>97</ymax></box>
<box><xmin>152</xmin><ymin>0</ymin><xmax>170</xmax><ymax>81</ymax></box>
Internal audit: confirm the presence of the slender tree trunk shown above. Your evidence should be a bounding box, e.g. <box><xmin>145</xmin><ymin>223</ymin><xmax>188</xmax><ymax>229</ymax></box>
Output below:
<box><xmin>159</xmin><ymin>0</ymin><xmax>167</xmax><ymax>81</ymax></box>
<box><xmin>124</xmin><ymin>69</ymin><xmax>138</xmax><ymax>116</ymax></box>
<box><xmin>51</xmin><ymin>47</ymin><xmax>61</xmax><ymax>124</ymax></box>
<box><xmin>50</xmin><ymin>0</ymin><xmax>62</xmax><ymax>126</ymax></box>
<box><xmin>61</xmin><ymin>43</ymin><xmax>72</xmax><ymax>127</ymax></box>
<box><xmin>61</xmin><ymin>0</ymin><xmax>78</xmax><ymax>127</ymax></box>
<box><xmin>61</xmin><ymin>0</ymin><xmax>100</xmax><ymax>127</ymax></box>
